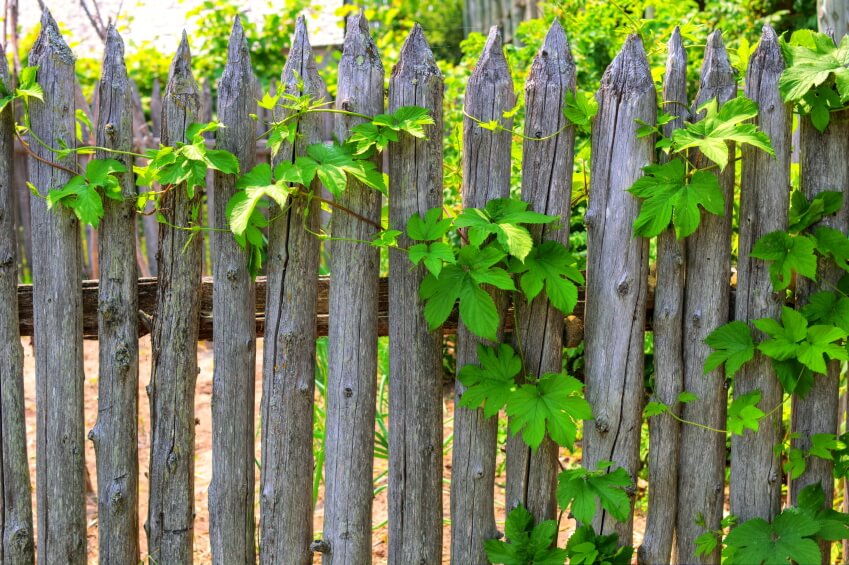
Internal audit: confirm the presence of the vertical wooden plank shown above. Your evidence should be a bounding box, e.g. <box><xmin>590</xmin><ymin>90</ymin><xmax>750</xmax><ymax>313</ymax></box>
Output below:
<box><xmin>819</xmin><ymin>0</ymin><xmax>849</xmax><ymax>38</ymax></box>
<box><xmin>731</xmin><ymin>25</ymin><xmax>789</xmax><ymax>524</ymax></box>
<box><xmin>505</xmin><ymin>20</ymin><xmax>575</xmax><ymax>523</ymax></box>
<box><xmin>0</xmin><ymin>45</ymin><xmax>33</xmax><ymax>565</ymax></box>
<box><xmin>209</xmin><ymin>17</ymin><xmax>257</xmax><ymax>565</ymax></box>
<box><xmin>387</xmin><ymin>24</ymin><xmax>444</xmax><ymax>565</ymax></box>
<box><xmin>583</xmin><ymin>34</ymin><xmax>653</xmax><ymax>543</ymax></box>
<box><xmin>260</xmin><ymin>16</ymin><xmax>325</xmax><ymax>565</ymax></box>
<box><xmin>27</xmin><ymin>9</ymin><xmax>87</xmax><ymax>563</ymax></box>
<box><xmin>451</xmin><ymin>26</ymin><xmax>514</xmax><ymax>565</ymax></box>
<box><xmin>151</xmin><ymin>77</ymin><xmax>162</xmax><ymax>139</ymax></box>
<box><xmin>323</xmin><ymin>12</ymin><xmax>384</xmax><ymax>565</ymax></box>
<box><xmin>90</xmin><ymin>25</ymin><xmax>139</xmax><ymax>564</ymax></box>
<box><xmin>676</xmin><ymin>30</ymin><xmax>736</xmax><ymax>565</ymax></box>
<box><xmin>638</xmin><ymin>27</ymin><xmax>687</xmax><ymax>565</ymax></box>
<box><xmin>146</xmin><ymin>31</ymin><xmax>202</xmax><ymax>564</ymax></box>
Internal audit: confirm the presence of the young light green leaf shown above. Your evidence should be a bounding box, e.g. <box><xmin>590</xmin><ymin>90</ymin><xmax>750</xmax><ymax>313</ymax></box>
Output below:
<box><xmin>507</xmin><ymin>372</ymin><xmax>592</xmax><ymax>450</ymax></box>
<box><xmin>727</xmin><ymin>390</ymin><xmax>765</xmax><ymax>436</ymax></box>
<box><xmin>787</xmin><ymin>190</ymin><xmax>843</xmax><ymax>233</ymax></box>
<box><xmin>457</xmin><ymin>343</ymin><xmax>521</xmax><ymax>419</ymax></box>
<box><xmin>484</xmin><ymin>505</ymin><xmax>568</xmax><ymax>565</ymax></box>
<box><xmin>703</xmin><ymin>320</ymin><xmax>755</xmax><ymax>378</ymax></box>
<box><xmin>509</xmin><ymin>241</ymin><xmax>584</xmax><ymax>314</ymax></box>
<box><xmin>556</xmin><ymin>463</ymin><xmax>632</xmax><ymax>525</ymax></box>
<box><xmin>750</xmin><ymin>231</ymin><xmax>817</xmax><ymax>290</ymax></box>
<box><xmin>406</xmin><ymin>207</ymin><xmax>453</xmax><ymax>241</ymax></box>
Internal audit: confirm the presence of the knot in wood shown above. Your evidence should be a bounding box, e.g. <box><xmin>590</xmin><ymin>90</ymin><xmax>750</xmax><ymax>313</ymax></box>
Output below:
<box><xmin>105</xmin><ymin>123</ymin><xmax>116</xmax><ymax>137</ymax></box>
<box><xmin>310</xmin><ymin>539</ymin><xmax>330</xmax><ymax>554</ymax></box>
<box><xmin>344</xmin><ymin>387</ymin><xmax>353</xmax><ymax>398</ymax></box>
<box><xmin>115</xmin><ymin>343</ymin><xmax>131</xmax><ymax>368</ymax></box>
<box><xmin>341</xmin><ymin>100</ymin><xmax>353</xmax><ymax>112</ymax></box>
<box><xmin>110</xmin><ymin>487</ymin><xmax>125</xmax><ymax>508</ymax></box>
<box><xmin>616</xmin><ymin>277</ymin><xmax>630</xmax><ymax>296</ymax></box>
<box><xmin>691</xmin><ymin>310</ymin><xmax>702</xmax><ymax>327</ymax></box>
<box><xmin>167</xmin><ymin>451</ymin><xmax>178</xmax><ymax>471</ymax></box>
<box><xmin>0</xmin><ymin>254</ymin><xmax>13</xmax><ymax>268</ymax></box>
<box><xmin>595</xmin><ymin>417</ymin><xmax>609</xmax><ymax>433</ymax></box>
<box><xmin>226</xmin><ymin>267</ymin><xmax>238</xmax><ymax>281</ymax></box>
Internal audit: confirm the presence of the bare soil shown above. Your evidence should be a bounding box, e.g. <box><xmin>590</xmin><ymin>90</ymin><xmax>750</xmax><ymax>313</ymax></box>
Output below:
<box><xmin>19</xmin><ymin>338</ymin><xmax>644</xmax><ymax>563</ymax></box>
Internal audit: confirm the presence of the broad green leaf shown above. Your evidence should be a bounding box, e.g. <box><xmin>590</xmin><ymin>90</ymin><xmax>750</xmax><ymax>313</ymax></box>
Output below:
<box><xmin>566</xmin><ymin>526</ymin><xmax>633</xmax><ymax>565</ymax></box>
<box><xmin>723</xmin><ymin>510</ymin><xmax>821</xmax><ymax>565</ymax></box>
<box><xmin>703</xmin><ymin>321</ymin><xmax>755</xmax><ymax>378</ymax></box>
<box><xmin>484</xmin><ymin>505</ymin><xmax>569</xmax><ymax>565</ymax></box>
<box><xmin>801</xmin><ymin>291</ymin><xmax>849</xmax><ymax>332</ymax></box>
<box><xmin>507</xmin><ymin>372</ymin><xmax>591</xmax><ymax>450</ymax></box>
<box><xmin>407</xmin><ymin>242</ymin><xmax>455</xmax><ymax>276</ymax></box>
<box><xmin>755</xmin><ymin>306</ymin><xmax>808</xmax><ymax>361</ymax></box>
<box><xmin>787</xmin><ymin>190</ymin><xmax>843</xmax><ymax>233</ymax></box>
<box><xmin>457</xmin><ymin>343</ymin><xmax>521</xmax><ymax>418</ymax></box>
<box><xmin>455</xmin><ymin>198</ymin><xmax>555</xmax><ymax>261</ymax></box>
<box><xmin>814</xmin><ymin>226</ymin><xmax>849</xmax><ymax>272</ymax></box>
<box><xmin>564</xmin><ymin>89</ymin><xmax>598</xmax><ymax>128</ymax></box>
<box><xmin>556</xmin><ymin>464</ymin><xmax>632</xmax><ymax>525</ymax></box>
<box><xmin>751</xmin><ymin>231</ymin><xmax>817</xmax><ymax>290</ymax></box>
<box><xmin>727</xmin><ymin>390</ymin><xmax>765</xmax><ymax>436</ymax></box>
<box><xmin>509</xmin><ymin>241</ymin><xmax>583</xmax><ymax>314</ymax></box>
<box><xmin>406</xmin><ymin>207</ymin><xmax>453</xmax><ymax>241</ymax></box>
<box><xmin>46</xmin><ymin>175</ymin><xmax>104</xmax><ymax>227</ymax></box>
<box><xmin>643</xmin><ymin>402</ymin><xmax>669</xmax><ymax>417</ymax></box>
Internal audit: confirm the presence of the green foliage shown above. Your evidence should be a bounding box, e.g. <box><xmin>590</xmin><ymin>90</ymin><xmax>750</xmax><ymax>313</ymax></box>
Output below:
<box><xmin>726</xmin><ymin>390</ymin><xmax>765</xmax><ymax>436</ymax></box>
<box><xmin>780</xmin><ymin>30</ymin><xmax>849</xmax><ymax>132</ymax></box>
<box><xmin>563</xmin><ymin>90</ymin><xmax>599</xmax><ymax>130</ymax></box>
<box><xmin>750</xmin><ymin>230</ymin><xmax>817</xmax><ymax>291</ymax></box>
<box><xmin>509</xmin><ymin>241</ymin><xmax>584</xmax><ymax>313</ymax></box>
<box><xmin>46</xmin><ymin>159</ymin><xmax>126</xmax><ymax>227</ymax></box>
<box><xmin>458</xmin><ymin>344</ymin><xmax>523</xmax><ymax>419</ymax></box>
<box><xmin>454</xmin><ymin>198</ymin><xmax>556</xmax><ymax>262</ymax></box>
<box><xmin>484</xmin><ymin>505</ymin><xmax>567</xmax><ymax>565</ymax></box>
<box><xmin>755</xmin><ymin>306</ymin><xmax>848</xmax><ymax>374</ymax></box>
<box><xmin>565</xmin><ymin>525</ymin><xmax>633</xmax><ymax>565</ymax></box>
<box><xmin>703</xmin><ymin>320</ymin><xmax>755</xmax><ymax>378</ymax></box>
<box><xmin>787</xmin><ymin>190</ymin><xmax>843</xmax><ymax>233</ymax></box>
<box><xmin>556</xmin><ymin>462</ymin><xmax>632</xmax><ymax>526</ymax></box>
<box><xmin>349</xmin><ymin>106</ymin><xmax>434</xmax><ymax>155</ymax></box>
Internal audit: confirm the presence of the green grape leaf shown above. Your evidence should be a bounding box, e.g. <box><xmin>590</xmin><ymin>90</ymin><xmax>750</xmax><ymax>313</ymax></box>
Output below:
<box><xmin>457</xmin><ymin>343</ymin><xmax>521</xmax><ymax>418</ymax></box>
<box><xmin>564</xmin><ymin>89</ymin><xmax>598</xmax><ymax>128</ymax></box>
<box><xmin>801</xmin><ymin>291</ymin><xmax>849</xmax><ymax>332</ymax></box>
<box><xmin>455</xmin><ymin>198</ymin><xmax>556</xmax><ymax>261</ymax></box>
<box><xmin>628</xmin><ymin>158</ymin><xmax>725</xmax><ymax>239</ymax></box>
<box><xmin>227</xmin><ymin>163</ymin><xmax>295</xmax><ymax>237</ymax></box>
<box><xmin>484</xmin><ymin>505</ymin><xmax>568</xmax><ymax>565</ymax></box>
<box><xmin>783</xmin><ymin>446</ymin><xmax>807</xmax><ymax>480</ymax></box>
<box><xmin>509</xmin><ymin>241</ymin><xmax>584</xmax><ymax>314</ymax></box>
<box><xmin>556</xmin><ymin>463</ymin><xmax>632</xmax><ymax>525</ymax></box>
<box><xmin>671</xmin><ymin>96</ymin><xmax>775</xmax><ymax>170</ymax></box>
<box><xmin>406</xmin><ymin>207</ymin><xmax>453</xmax><ymax>241</ymax></box>
<box><xmin>695</xmin><ymin>531</ymin><xmax>720</xmax><ymax>558</ymax></box>
<box><xmin>787</xmin><ymin>190</ymin><xmax>843</xmax><ymax>233</ymax></box>
<box><xmin>506</xmin><ymin>372</ymin><xmax>591</xmax><ymax>450</ymax></box>
<box><xmin>407</xmin><ymin>241</ymin><xmax>456</xmax><ymax>277</ymax></box>
<box><xmin>703</xmin><ymin>320</ymin><xmax>755</xmax><ymax>378</ymax></box>
<box><xmin>750</xmin><ymin>231</ymin><xmax>817</xmax><ymax>290</ymax></box>
<box><xmin>772</xmin><ymin>358</ymin><xmax>814</xmax><ymax>397</ymax></box>
<box><xmin>566</xmin><ymin>525</ymin><xmax>633</xmax><ymax>565</ymax></box>
<box><xmin>46</xmin><ymin>175</ymin><xmax>104</xmax><ymax>227</ymax></box>
<box><xmin>756</xmin><ymin>306</ymin><xmax>848</xmax><ymax>374</ymax></box>
<box><xmin>295</xmin><ymin>142</ymin><xmax>386</xmax><ymax>197</ymax></box>
<box><xmin>643</xmin><ymin>402</ymin><xmax>669</xmax><ymax>418</ymax></box>
<box><xmin>370</xmin><ymin>229</ymin><xmax>401</xmax><ymax>248</ymax></box>
<box><xmin>678</xmin><ymin>391</ymin><xmax>698</xmax><ymax>403</ymax></box>
<box><xmin>723</xmin><ymin>510</ymin><xmax>822</xmax><ymax>565</ymax></box>
<box><xmin>348</xmin><ymin>106</ymin><xmax>434</xmax><ymax>155</ymax></box>
<box><xmin>808</xmin><ymin>433</ymin><xmax>843</xmax><ymax>460</ymax></box>
<box><xmin>814</xmin><ymin>226</ymin><xmax>849</xmax><ymax>272</ymax></box>
<box><xmin>727</xmin><ymin>390</ymin><xmax>765</xmax><ymax>436</ymax></box>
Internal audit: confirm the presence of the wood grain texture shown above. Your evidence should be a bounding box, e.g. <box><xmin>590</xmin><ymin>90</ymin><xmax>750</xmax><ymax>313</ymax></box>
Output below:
<box><xmin>387</xmin><ymin>24</ymin><xmax>445</xmax><ymax>565</ymax></box>
<box><xmin>90</xmin><ymin>25</ymin><xmax>140</xmax><ymax>565</ymax></box>
<box><xmin>730</xmin><ymin>25</ymin><xmax>789</xmax><ymax>524</ymax></box>
<box><xmin>27</xmin><ymin>10</ymin><xmax>87</xmax><ymax>563</ymax></box>
<box><xmin>260</xmin><ymin>16</ymin><xmax>324</xmax><ymax>565</ymax></box>
<box><xmin>209</xmin><ymin>17</ymin><xmax>257</xmax><ymax>565</ymax></box>
<box><xmin>451</xmin><ymin>26</ymin><xmax>514</xmax><ymax>565</ymax></box>
<box><xmin>676</xmin><ymin>30</ymin><xmax>736</xmax><ymax>565</ymax></box>
<box><xmin>583</xmin><ymin>34</ymin><xmax>653</xmax><ymax>544</ymax></box>
<box><xmin>819</xmin><ymin>0</ymin><xmax>849</xmax><ymax>39</ymax></box>
<box><xmin>146</xmin><ymin>32</ymin><xmax>202</xmax><ymax>564</ymax></box>
<box><xmin>0</xmin><ymin>44</ymin><xmax>33</xmax><ymax>565</ymax></box>
<box><xmin>505</xmin><ymin>20</ymin><xmax>575</xmax><ymax>524</ymax></box>
<box><xmin>322</xmin><ymin>12</ymin><xmax>384</xmax><ymax>565</ymax></box>
<box><xmin>638</xmin><ymin>27</ymin><xmax>687</xmax><ymax>565</ymax></box>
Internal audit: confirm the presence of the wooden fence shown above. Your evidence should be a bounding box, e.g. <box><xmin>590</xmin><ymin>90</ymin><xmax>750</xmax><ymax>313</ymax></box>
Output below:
<box><xmin>0</xmin><ymin>6</ymin><xmax>844</xmax><ymax>565</ymax></box>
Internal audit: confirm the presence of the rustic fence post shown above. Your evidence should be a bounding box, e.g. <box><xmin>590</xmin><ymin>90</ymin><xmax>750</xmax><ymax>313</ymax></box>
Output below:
<box><xmin>676</xmin><ymin>30</ymin><xmax>736</xmax><ymax>565</ymax></box>
<box><xmin>505</xmin><ymin>20</ymin><xmax>575</xmax><ymax>523</ymax></box>
<box><xmin>730</xmin><ymin>25</ymin><xmax>789</xmax><ymax>524</ymax></box>
<box><xmin>583</xmin><ymin>34</ymin><xmax>653</xmax><ymax>543</ymax></box>
<box><xmin>259</xmin><ymin>15</ymin><xmax>325</xmax><ymax>565</ymax></box>
<box><xmin>451</xmin><ymin>26</ymin><xmax>514</xmax><ymax>565</ymax></box>
<box><xmin>0</xmin><ymin>46</ymin><xmax>33</xmax><ymax>565</ymax></box>
<box><xmin>146</xmin><ymin>32</ymin><xmax>202</xmax><ymax>564</ymax></box>
<box><xmin>209</xmin><ymin>17</ymin><xmax>257</xmax><ymax>565</ymax></box>
<box><xmin>27</xmin><ymin>10</ymin><xmax>87</xmax><ymax>563</ymax></box>
<box><xmin>387</xmin><ymin>24</ymin><xmax>444</xmax><ymax>564</ymax></box>
<box><xmin>323</xmin><ymin>12</ymin><xmax>384</xmax><ymax>564</ymax></box>
<box><xmin>89</xmin><ymin>25</ymin><xmax>140</xmax><ymax>564</ymax></box>
<box><xmin>638</xmin><ymin>27</ymin><xmax>687</xmax><ymax>565</ymax></box>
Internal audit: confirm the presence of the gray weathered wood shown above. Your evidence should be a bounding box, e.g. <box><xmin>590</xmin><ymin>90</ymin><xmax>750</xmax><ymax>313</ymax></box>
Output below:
<box><xmin>638</xmin><ymin>27</ymin><xmax>687</xmax><ymax>565</ymax></box>
<box><xmin>730</xmin><ymin>25</ymin><xmax>789</xmax><ymax>525</ymax></box>
<box><xmin>583</xmin><ymin>34</ymin><xmax>653</xmax><ymax>544</ymax></box>
<box><xmin>322</xmin><ymin>12</ymin><xmax>384</xmax><ymax>565</ymax></box>
<box><xmin>209</xmin><ymin>17</ymin><xmax>257</xmax><ymax>565</ymax></box>
<box><xmin>451</xmin><ymin>26</ymin><xmax>514</xmax><ymax>565</ymax></box>
<box><xmin>27</xmin><ymin>10</ymin><xmax>87</xmax><ymax>563</ymax></box>
<box><xmin>819</xmin><ymin>0</ymin><xmax>849</xmax><ymax>39</ymax></box>
<box><xmin>505</xmin><ymin>20</ymin><xmax>575</xmax><ymax>524</ymax></box>
<box><xmin>151</xmin><ymin>77</ymin><xmax>162</xmax><ymax>139</ymax></box>
<box><xmin>387</xmin><ymin>24</ymin><xmax>444</xmax><ymax>565</ymax></box>
<box><xmin>0</xmin><ymin>45</ymin><xmax>33</xmax><ymax>565</ymax></box>
<box><xmin>259</xmin><ymin>15</ymin><xmax>324</xmax><ymax>565</ymax></box>
<box><xmin>146</xmin><ymin>31</ymin><xmax>202</xmax><ymax>564</ymax></box>
<box><xmin>676</xmin><ymin>30</ymin><xmax>736</xmax><ymax>565</ymax></box>
<box><xmin>90</xmin><ymin>25</ymin><xmax>140</xmax><ymax>564</ymax></box>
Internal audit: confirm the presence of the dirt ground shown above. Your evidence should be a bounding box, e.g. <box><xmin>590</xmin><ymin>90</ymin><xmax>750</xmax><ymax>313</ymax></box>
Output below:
<box><xmin>19</xmin><ymin>337</ymin><xmax>644</xmax><ymax>564</ymax></box>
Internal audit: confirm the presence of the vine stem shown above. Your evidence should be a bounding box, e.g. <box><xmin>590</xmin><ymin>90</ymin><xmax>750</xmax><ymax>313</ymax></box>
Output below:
<box><xmin>463</xmin><ymin>109</ymin><xmax>569</xmax><ymax>142</ymax></box>
<box><xmin>15</xmin><ymin>130</ymin><xmax>79</xmax><ymax>177</ymax></box>
<box><xmin>297</xmin><ymin>189</ymin><xmax>384</xmax><ymax>231</ymax></box>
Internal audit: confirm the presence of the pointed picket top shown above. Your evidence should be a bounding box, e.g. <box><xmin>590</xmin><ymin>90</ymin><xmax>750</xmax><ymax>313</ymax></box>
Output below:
<box><xmin>667</xmin><ymin>26</ymin><xmax>685</xmax><ymax>71</ymax></box>
<box><xmin>30</xmin><ymin>8</ymin><xmax>75</xmax><ymax>65</ymax></box>
<box><xmin>102</xmin><ymin>25</ymin><xmax>128</xmax><ymax>88</ymax></box>
<box><xmin>748</xmin><ymin>24</ymin><xmax>784</xmax><ymax>74</ymax></box>
<box><xmin>226</xmin><ymin>16</ymin><xmax>250</xmax><ymax>71</ymax></box>
<box><xmin>220</xmin><ymin>16</ymin><xmax>253</xmax><ymax>97</ymax></box>
<box><xmin>341</xmin><ymin>11</ymin><xmax>383</xmax><ymax>73</ymax></box>
<box><xmin>471</xmin><ymin>26</ymin><xmax>510</xmax><ymax>85</ymax></box>
<box><xmin>392</xmin><ymin>23</ymin><xmax>441</xmax><ymax>81</ymax></box>
<box><xmin>694</xmin><ymin>29</ymin><xmax>735</xmax><ymax>108</ymax></box>
<box><xmin>282</xmin><ymin>15</ymin><xmax>324</xmax><ymax>98</ymax></box>
<box><xmin>663</xmin><ymin>27</ymin><xmax>688</xmax><ymax>128</ymax></box>
<box><xmin>165</xmin><ymin>30</ymin><xmax>198</xmax><ymax>98</ymax></box>
<box><xmin>599</xmin><ymin>34</ymin><xmax>653</xmax><ymax>98</ymax></box>
<box><xmin>0</xmin><ymin>41</ymin><xmax>10</xmax><ymax>93</ymax></box>
<box><xmin>526</xmin><ymin>19</ymin><xmax>574</xmax><ymax>88</ymax></box>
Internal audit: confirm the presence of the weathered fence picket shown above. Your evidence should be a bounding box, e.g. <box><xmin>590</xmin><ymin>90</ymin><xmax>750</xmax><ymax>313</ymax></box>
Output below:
<box><xmin>730</xmin><ymin>24</ymin><xmax>790</xmax><ymax>524</ymax></box>
<box><xmin>260</xmin><ymin>15</ymin><xmax>325</xmax><ymax>565</ymax></box>
<box><xmin>387</xmin><ymin>23</ymin><xmax>445</xmax><ymax>565</ymax></box>
<box><xmin>146</xmin><ymin>33</ymin><xmax>202</xmax><ymax>563</ymax></box>
<box><xmin>323</xmin><ymin>12</ymin><xmax>384</xmax><ymax>565</ymax></box>
<box><xmin>451</xmin><ymin>26</ymin><xmax>514</xmax><ymax>565</ymax></box>
<box><xmin>583</xmin><ymin>33</ymin><xmax>653</xmax><ymax>542</ymax></box>
<box><xmin>90</xmin><ymin>25</ymin><xmax>140</xmax><ymax>564</ymax></box>
<box><xmin>0</xmin><ymin>46</ymin><xmax>33</xmax><ymax>565</ymax></box>
<box><xmin>28</xmin><ymin>11</ymin><xmax>87</xmax><ymax>563</ymax></box>
<box><xmin>209</xmin><ymin>17</ymin><xmax>257</xmax><ymax>565</ymax></box>
<box><xmin>638</xmin><ymin>26</ymin><xmax>687</xmax><ymax>565</ymax></box>
<box><xmin>505</xmin><ymin>19</ymin><xmax>575</xmax><ymax>523</ymax></box>
<box><xmin>677</xmin><ymin>30</ymin><xmax>736</xmax><ymax>565</ymax></box>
